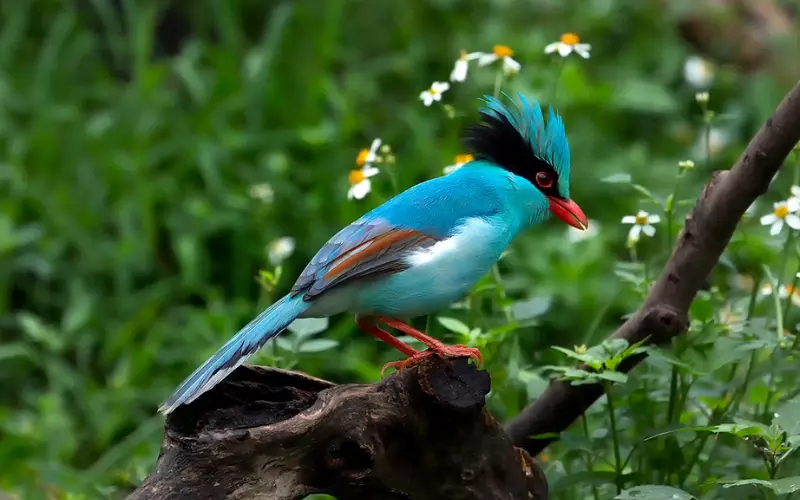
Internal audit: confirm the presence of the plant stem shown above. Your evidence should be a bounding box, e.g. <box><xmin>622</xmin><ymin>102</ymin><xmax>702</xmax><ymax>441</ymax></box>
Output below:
<box><xmin>492</xmin><ymin>70</ymin><xmax>504</xmax><ymax>99</ymax></box>
<box><xmin>549</xmin><ymin>58</ymin><xmax>565</xmax><ymax>104</ymax></box>
<box><xmin>606</xmin><ymin>384</ymin><xmax>623</xmax><ymax>493</ymax></box>
<box><xmin>763</xmin><ymin>230</ymin><xmax>796</xmax><ymax>418</ymax></box>
<box><xmin>581</xmin><ymin>414</ymin><xmax>601</xmax><ymax>500</ymax></box>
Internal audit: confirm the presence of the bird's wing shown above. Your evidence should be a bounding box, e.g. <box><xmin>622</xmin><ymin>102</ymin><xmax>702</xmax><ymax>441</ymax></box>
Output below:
<box><xmin>290</xmin><ymin>217</ymin><xmax>440</xmax><ymax>300</ymax></box>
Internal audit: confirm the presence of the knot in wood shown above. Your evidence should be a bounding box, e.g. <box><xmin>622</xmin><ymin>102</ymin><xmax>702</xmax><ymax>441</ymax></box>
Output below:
<box><xmin>323</xmin><ymin>436</ymin><xmax>374</xmax><ymax>480</ymax></box>
<box><xmin>642</xmin><ymin>305</ymin><xmax>688</xmax><ymax>344</ymax></box>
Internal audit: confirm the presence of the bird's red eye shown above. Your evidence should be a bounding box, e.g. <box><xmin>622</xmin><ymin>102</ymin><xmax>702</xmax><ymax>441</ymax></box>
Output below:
<box><xmin>535</xmin><ymin>171</ymin><xmax>553</xmax><ymax>189</ymax></box>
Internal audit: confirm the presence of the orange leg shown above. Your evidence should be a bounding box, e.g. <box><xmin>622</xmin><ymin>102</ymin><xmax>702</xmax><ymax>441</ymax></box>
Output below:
<box><xmin>376</xmin><ymin>316</ymin><xmax>483</xmax><ymax>374</ymax></box>
<box><xmin>355</xmin><ymin>316</ymin><xmax>419</xmax><ymax>357</ymax></box>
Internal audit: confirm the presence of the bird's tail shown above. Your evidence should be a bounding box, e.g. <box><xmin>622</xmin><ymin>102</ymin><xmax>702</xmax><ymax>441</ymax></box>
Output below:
<box><xmin>159</xmin><ymin>293</ymin><xmax>309</xmax><ymax>414</ymax></box>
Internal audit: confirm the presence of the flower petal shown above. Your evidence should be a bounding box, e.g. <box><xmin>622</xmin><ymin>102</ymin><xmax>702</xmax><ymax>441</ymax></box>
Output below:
<box><xmin>450</xmin><ymin>59</ymin><xmax>468</xmax><ymax>82</ymax></box>
<box><xmin>642</xmin><ymin>224</ymin><xmax>656</xmax><ymax>237</ymax></box>
<box><xmin>637</xmin><ymin>210</ymin><xmax>649</xmax><ymax>218</ymax></box>
<box><xmin>788</xmin><ymin>197</ymin><xmax>800</xmax><ymax>212</ymax></box>
<box><xmin>477</xmin><ymin>53</ymin><xmax>499</xmax><ymax>66</ymax></box>
<box><xmin>362</xmin><ymin>167</ymin><xmax>380</xmax><ymax>178</ymax></box>
<box><xmin>648</xmin><ymin>214</ymin><xmax>661</xmax><ymax>224</ymax></box>
<box><xmin>432</xmin><ymin>81</ymin><xmax>450</xmax><ymax>93</ymax></box>
<box><xmin>557</xmin><ymin>44</ymin><xmax>573</xmax><ymax>57</ymax></box>
<box><xmin>621</xmin><ymin>215</ymin><xmax>637</xmax><ymax>224</ymax></box>
<box><xmin>792</xmin><ymin>185</ymin><xmax>800</xmax><ymax>198</ymax></box>
<box><xmin>544</xmin><ymin>42</ymin><xmax>560</xmax><ymax>54</ymax></box>
<box><xmin>352</xmin><ymin>179</ymin><xmax>372</xmax><ymax>200</ymax></box>
<box><xmin>628</xmin><ymin>225</ymin><xmax>642</xmax><ymax>241</ymax></box>
<box><xmin>419</xmin><ymin>91</ymin><xmax>433</xmax><ymax>106</ymax></box>
<box><xmin>502</xmin><ymin>57</ymin><xmax>521</xmax><ymax>76</ymax></box>
<box><xmin>761</xmin><ymin>214</ymin><xmax>778</xmax><ymax>226</ymax></box>
<box><xmin>771</xmin><ymin>220</ymin><xmax>784</xmax><ymax>236</ymax></box>
<box><xmin>443</xmin><ymin>164</ymin><xmax>462</xmax><ymax>175</ymax></box>
<box><xmin>574</xmin><ymin>44</ymin><xmax>591</xmax><ymax>59</ymax></box>
<box><xmin>786</xmin><ymin>214</ymin><xmax>800</xmax><ymax>230</ymax></box>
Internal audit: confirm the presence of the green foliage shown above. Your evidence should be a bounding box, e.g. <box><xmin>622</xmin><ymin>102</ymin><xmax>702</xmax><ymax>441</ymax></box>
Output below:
<box><xmin>1</xmin><ymin>0</ymin><xmax>800</xmax><ymax>499</ymax></box>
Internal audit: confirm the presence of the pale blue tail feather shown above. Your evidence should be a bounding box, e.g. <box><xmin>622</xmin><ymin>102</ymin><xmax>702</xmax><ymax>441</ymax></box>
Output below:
<box><xmin>159</xmin><ymin>294</ymin><xmax>309</xmax><ymax>414</ymax></box>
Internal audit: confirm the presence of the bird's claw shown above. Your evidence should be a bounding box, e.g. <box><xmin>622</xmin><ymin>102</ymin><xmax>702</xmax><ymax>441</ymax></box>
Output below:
<box><xmin>380</xmin><ymin>344</ymin><xmax>483</xmax><ymax>377</ymax></box>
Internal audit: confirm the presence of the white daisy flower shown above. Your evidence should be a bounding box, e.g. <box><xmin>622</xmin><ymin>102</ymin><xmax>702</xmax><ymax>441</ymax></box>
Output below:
<box><xmin>347</xmin><ymin>166</ymin><xmax>380</xmax><ymax>200</ymax></box>
<box><xmin>621</xmin><ymin>210</ymin><xmax>661</xmax><ymax>243</ymax></box>
<box><xmin>267</xmin><ymin>236</ymin><xmax>296</xmax><ymax>266</ymax></box>
<box><xmin>475</xmin><ymin>45</ymin><xmax>522</xmax><ymax>76</ymax></box>
<box><xmin>443</xmin><ymin>154</ymin><xmax>474</xmax><ymax>175</ymax></box>
<box><xmin>760</xmin><ymin>199</ymin><xmax>800</xmax><ymax>235</ymax></box>
<box><xmin>544</xmin><ymin>33</ymin><xmax>591</xmax><ymax>59</ymax></box>
<box><xmin>248</xmin><ymin>183</ymin><xmax>274</xmax><ymax>204</ymax></box>
<box><xmin>567</xmin><ymin>220</ymin><xmax>599</xmax><ymax>243</ymax></box>
<box><xmin>760</xmin><ymin>282</ymin><xmax>800</xmax><ymax>307</ymax></box>
<box><xmin>355</xmin><ymin>138</ymin><xmax>382</xmax><ymax>168</ymax></box>
<box><xmin>449</xmin><ymin>50</ymin><xmax>482</xmax><ymax>82</ymax></box>
<box><xmin>419</xmin><ymin>81</ymin><xmax>450</xmax><ymax>106</ymax></box>
<box><xmin>683</xmin><ymin>56</ymin><xmax>714</xmax><ymax>88</ymax></box>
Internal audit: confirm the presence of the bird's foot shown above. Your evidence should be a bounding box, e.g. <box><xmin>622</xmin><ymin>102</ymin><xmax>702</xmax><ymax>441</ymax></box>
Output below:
<box><xmin>380</xmin><ymin>344</ymin><xmax>483</xmax><ymax>377</ymax></box>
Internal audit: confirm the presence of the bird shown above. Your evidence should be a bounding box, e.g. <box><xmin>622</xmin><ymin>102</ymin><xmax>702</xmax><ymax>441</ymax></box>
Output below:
<box><xmin>159</xmin><ymin>93</ymin><xmax>588</xmax><ymax>414</ymax></box>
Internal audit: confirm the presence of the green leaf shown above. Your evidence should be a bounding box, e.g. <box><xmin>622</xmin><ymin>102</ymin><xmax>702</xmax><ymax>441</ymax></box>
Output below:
<box><xmin>511</xmin><ymin>296</ymin><xmax>551</xmax><ymax>321</ymax></box>
<box><xmin>437</xmin><ymin>317</ymin><xmax>471</xmax><ymax>336</ymax></box>
<box><xmin>721</xmin><ymin>477</ymin><xmax>800</xmax><ymax>494</ymax></box>
<box><xmin>551</xmin><ymin>346</ymin><xmax>595</xmax><ymax>364</ymax></box>
<box><xmin>596</xmin><ymin>371</ymin><xmax>628</xmax><ymax>384</ymax></box>
<box><xmin>287</xmin><ymin>317</ymin><xmax>329</xmax><ymax>337</ymax></box>
<box><xmin>18</xmin><ymin>312</ymin><xmax>63</xmax><ymax>351</ymax></box>
<box><xmin>298</xmin><ymin>339</ymin><xmax>339</xmax><ymax>353</ymax></box>
<box><xmin>775</xmin><ymin>399</ymin><xmax>800</xmax><ymax>437</ymax></box>
<box><xmin>616</xmin><ymin>485</ymin><xmax>694</xmax><ymax>499</ymax></box>
<box><xmin>646</xmin><ymin>422</ymin><xmax>768</xmax><ymax>442</ymax></box>
<box><xmin>602</xmin><ymin>173</ymin><xmax>631</xmax><ymax>184</ymax></box>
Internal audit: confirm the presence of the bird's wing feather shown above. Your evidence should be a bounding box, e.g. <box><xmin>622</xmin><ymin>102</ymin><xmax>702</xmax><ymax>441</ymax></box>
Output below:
<box><xmin>291</xmin><ymin>217</ymin><xmax>439</xmax><ymax>300</ymax></box>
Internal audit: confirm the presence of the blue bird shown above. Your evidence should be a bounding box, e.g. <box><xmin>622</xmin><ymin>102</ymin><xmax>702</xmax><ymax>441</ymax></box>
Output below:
<box><xmin>159</xmin><ymin>94</ymin><xmax>587</xmax><ymax>414</ymax></box>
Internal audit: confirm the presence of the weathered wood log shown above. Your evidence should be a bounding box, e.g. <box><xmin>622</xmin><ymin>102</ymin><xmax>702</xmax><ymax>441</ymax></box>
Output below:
<box><xmin>130</xmin><ymin>357</ymin><xmax>547</xmax><ymax>500</ymax></box>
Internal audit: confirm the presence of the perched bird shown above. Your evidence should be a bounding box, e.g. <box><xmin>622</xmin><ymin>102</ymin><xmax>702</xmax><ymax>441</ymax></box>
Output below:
<box><xmin>159</xmin><ymin>93</ymin><xmax>587</xmax><ymax>414</ymax></box>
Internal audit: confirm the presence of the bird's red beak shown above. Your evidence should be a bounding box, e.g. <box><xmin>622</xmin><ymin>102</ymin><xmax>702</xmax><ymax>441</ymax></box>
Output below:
<box><xmin>548</xmin><ymin>197</ymin><xmax>588</xmax><ymax>230</ymax></box>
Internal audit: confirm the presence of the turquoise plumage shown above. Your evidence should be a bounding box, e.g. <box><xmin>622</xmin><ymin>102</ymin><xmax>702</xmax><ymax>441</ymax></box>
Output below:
<box><xmin>160</xmin><ymin>94</ymin><xmax>587</xmax><ymax>414</ymax></box>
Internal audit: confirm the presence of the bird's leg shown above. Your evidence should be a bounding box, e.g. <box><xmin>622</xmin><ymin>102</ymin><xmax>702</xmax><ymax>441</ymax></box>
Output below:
<box><xmin>377</xmin><ymin>316</ymin><xmax>483</xmax><ymax>374</ymax></box>
<box><xmin>355</xmin><ymin>316</ymin><xmax>419</xmax><ymax>357</ymax></box>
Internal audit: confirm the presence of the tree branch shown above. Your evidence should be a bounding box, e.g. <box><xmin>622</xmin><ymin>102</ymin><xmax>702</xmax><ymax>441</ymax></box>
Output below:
<box><xmin>506</xmin><ymin>80</ymin><xmax>800</xmax><ymax>455</ymax></box>
<box><xmin>131</xmin><ymin>357</ymin><xmax>548</xmax><ymax>500</ymax></box>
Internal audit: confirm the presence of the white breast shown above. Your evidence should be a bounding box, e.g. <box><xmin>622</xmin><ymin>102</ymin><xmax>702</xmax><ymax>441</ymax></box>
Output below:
<box><xmin>405</xmin><ymin>216</ymin><xmax>500</xmax><ymax>267</ymax></box>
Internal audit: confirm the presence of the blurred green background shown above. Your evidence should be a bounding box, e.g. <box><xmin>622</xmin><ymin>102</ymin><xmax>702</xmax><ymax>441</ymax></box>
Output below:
<box><xmin>1</xmin><ymin>0</ymin><xmax>798</xmax><ymax>498</ymax></box>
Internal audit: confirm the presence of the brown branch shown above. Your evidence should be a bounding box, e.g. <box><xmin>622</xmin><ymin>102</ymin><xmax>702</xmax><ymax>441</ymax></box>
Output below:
<box><xmin>130</xmin><ymin>357</ymin><xmax>548</xmax><ymax>500</ymax></box>
<box><xmin>506</xmin><ymin>80</ymin><xmax>800</xmax><ymax>455</ymax></box>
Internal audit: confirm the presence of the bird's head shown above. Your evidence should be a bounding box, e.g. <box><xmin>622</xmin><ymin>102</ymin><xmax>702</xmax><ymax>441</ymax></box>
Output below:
<box><xmin>462</xmin><ymin>93</ymin><xmax>588</xmax><ymax>231</ymax></box>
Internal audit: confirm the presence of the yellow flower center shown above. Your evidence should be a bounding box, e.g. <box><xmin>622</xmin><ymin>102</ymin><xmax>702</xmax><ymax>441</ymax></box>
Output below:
<box><xmin>348</xmin><ymin>170</ymin><xmax>366</xmax><ymax>185</ymax></box>
<box><xmin>454</xmin><ymin>153</ymin><xmax>474</xmax><ymax>164</ymax></box>
<box><xmin>775</xmin><ymin>205</ymin><xmax>789</xmax><ymax>219</ymax></box>
<box><xmin>493</xmin><ymin>44</ymin><xmax>514</xmax><ymax>58</ymax></box>
<box><xmin>355</xmin><ymin>148</ymin><xmax>369</xmax><ymax>167</ymax></box>
<box><xmin>560</xmin><ymin>33</ymin><xmax>580</xmax><ymax>45</ymax></box>
<box><xmin>635</xmin><ymin>214</ymin><xmax>648</xmax><ymax>225</ymax></box>
<box><xmin>785</xmin><ymin>285</ymin><xmax>798</xmax><ymax>296</ymax></box>
<box><xmin>459</xmin><ymin>49</ymin><xmax>468</xmax><ymax>60</ymax></box>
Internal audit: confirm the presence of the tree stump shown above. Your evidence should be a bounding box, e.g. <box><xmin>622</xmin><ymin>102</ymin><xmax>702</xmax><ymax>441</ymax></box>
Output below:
<box><xmin>130</xmin><ymin>357</ymin><xmax>547</xmax><ymax>500</ymax></box>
